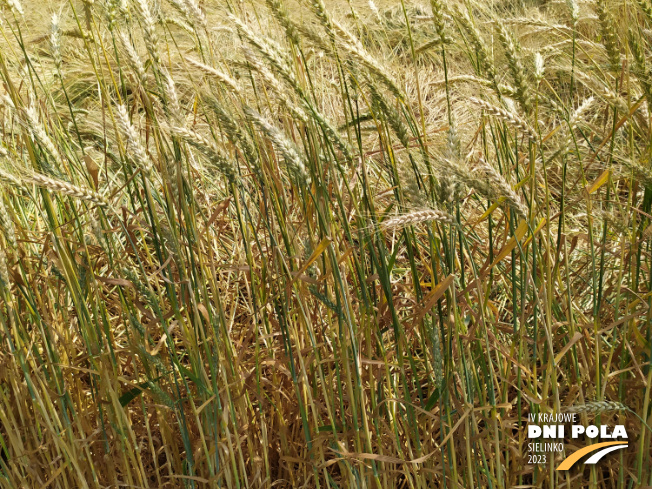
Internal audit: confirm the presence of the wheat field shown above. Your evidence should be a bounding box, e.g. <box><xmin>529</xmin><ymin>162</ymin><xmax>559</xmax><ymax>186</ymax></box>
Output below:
<box><xmin>0</xmin><ymin>0</ymin><xmax>650</xmax><ymax>487</ymax></box>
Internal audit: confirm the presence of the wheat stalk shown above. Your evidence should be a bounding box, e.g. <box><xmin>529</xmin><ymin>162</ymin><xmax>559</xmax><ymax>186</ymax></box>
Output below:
<box><xmin>201</xmin><ymin>94</ymin><xmax>258</xmax><ymax>165</ymax></box>
<box><xmin>567</xmin><ymin>0</ymin><xmax>579</xmax><ymax>24</ymax></box>
<box><xmin>162</xmin><ymin>69</ymin><xmax>183</xmax><ymax>124</ymax></box>
<box><xmin>430</xmin><ymin>75</ymin><xmax>517</xmax><ymax>98</ymax></box>
<box><xmin>333</xmin><ymin>20</ymin><xmax>404</xmax><ymax>101</ymax></box>
<box><xmin>429</xmin><ymin>0</ymin><xmax>452</xmax><ymax>45</ymax></box>
<box><xmin>165</xmin><ymin>0</ymin><xmax>190</xmax><ymax>20</ymax></box>
<box><xmin>370</xmin><ymin>83</ymin><xmax>409</xmax><ymax>148</ymax></box>
<box><xmin>569</xmin><ymin>96</ymin><xmax>595</xmax><ymax>129</ymax></box>
<box><xmin>229</xmin><ymin>13</ymin><xmax>295</xmax><ymax>86</ymax></box>
<box><xmin>637</xmin><ymin>0</ymin><xmax>652</xmax><ymax>24</ymax></box>
<box><xmin>309</xmin><ymin>0</ymin><xmax>335</xmax><ymax>41</ymax></box>
<box><xmin>244</xmin><ymin>50</ymin><xmax>309</xmax><ymax>123</ymax></box>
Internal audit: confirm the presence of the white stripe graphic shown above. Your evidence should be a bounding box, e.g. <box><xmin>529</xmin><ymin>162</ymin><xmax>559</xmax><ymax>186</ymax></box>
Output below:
<box><xmin>584</xmin><ymin>444</ymin><xmax>628</xmax><ymax>464</ymax></box>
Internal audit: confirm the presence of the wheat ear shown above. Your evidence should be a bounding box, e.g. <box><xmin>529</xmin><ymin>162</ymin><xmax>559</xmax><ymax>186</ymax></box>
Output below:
<box><xmin>133</xmin><ymin>0</ymin><xmax>161</xmax><ymax>65</ymax></box>
<box><xmin>115</xmin><ymin>104</ymin><xmax>153</xmax><ymax>176</ymax></box>
<box><xmin>119</xmin><ymin>32</ymin><xmax>147</xmax><ymax>83</ymax></box>
<box><xmin>0</xmin><ymin>249</ymin><xmax>8</xmax><ymax>289</ymax></box>
<box><xmin>187</xmin><ymin>58</ymin><xmax>241</xmax><ymax>95</ymax></box>
<box><xmin>26</xmin><ymin>173</ymin><xmax>108</xmax><ymax>207</ymax></box>
<box><xmin>3</xmin><ymin>0</ymin><xmax>23</xmax><ymax>15</ymax></box>
<box><xmin>563</xmin><ymin>401</ymin><xmax>627</xmax><ymax>414</ymax></box>
<box><xmin>497</xmin><ymin>24</ymin><xmax>532</xmax><ymax>114</ymax></box>
<box><xmin>244</xmin><ymin>107</ymin><xmax>310</xmax><ymax>184</ymax></box>
<box><xmin>170</xmin><ymin>126</ymin><xmax>237</xmax><ymax>183</ymax></box>
<box><xmin>469</xmin><ymin>97</ymin><xmax>537</xmax><ymax>142</ymax></box>
<box><xmin>0</xmin><ymin>199</ymin><xmax>16</xmax><ymax>249</ymax></box>
<box><xmin>381</xmin><ymin>209</ymin><xmax>455</xmax><ymax>230</ymax></box>
<box><xmin>473</xmin><ymin>158</ymin><xmax>528</xmax><ymax>220</ymax></box>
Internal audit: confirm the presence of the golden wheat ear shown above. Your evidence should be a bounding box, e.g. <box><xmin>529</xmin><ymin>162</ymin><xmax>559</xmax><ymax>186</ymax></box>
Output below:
<box><xmin>381</xmin><ymin>209</ymin><xmax>456</xmax><ymax>231</ymax></box>
<box><xmin>562</xmin><ymin>401</ymin><xmax>629</xmax><ymax>415</ymax></box>
<box><xmin>24</xmin><ymin>172</ymin><xmax>109</xmax><ymax>207</ymax></box>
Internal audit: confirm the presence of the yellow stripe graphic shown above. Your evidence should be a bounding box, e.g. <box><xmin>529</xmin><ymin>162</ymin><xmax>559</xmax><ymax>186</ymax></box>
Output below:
<box><xmin>556</xmin><ymin>442</ymin><xmax>628</xmax><ymax>470</ymax></box>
